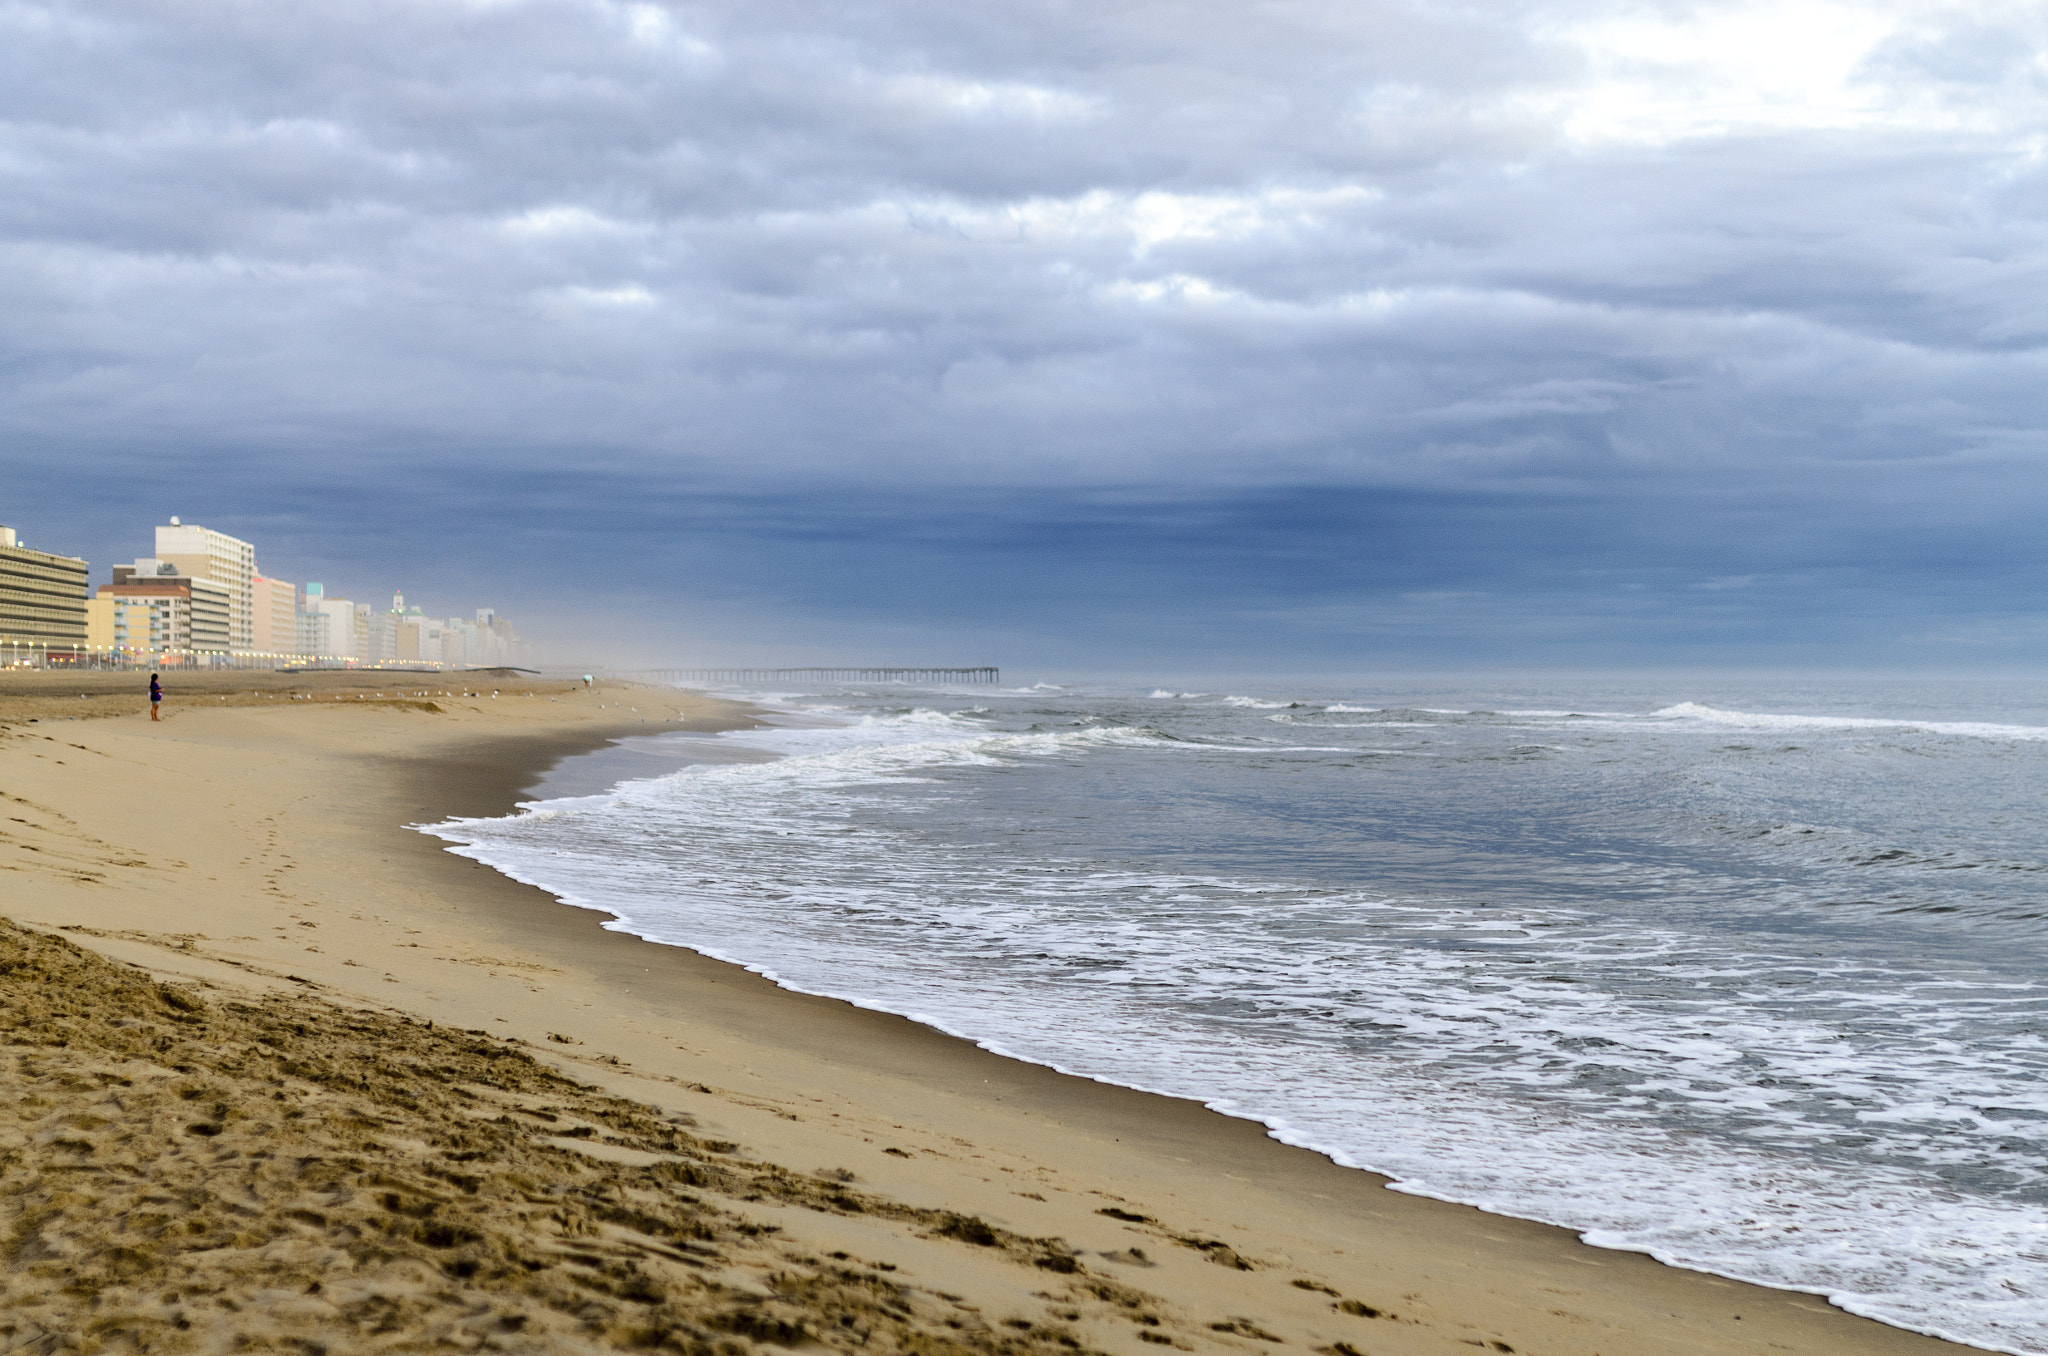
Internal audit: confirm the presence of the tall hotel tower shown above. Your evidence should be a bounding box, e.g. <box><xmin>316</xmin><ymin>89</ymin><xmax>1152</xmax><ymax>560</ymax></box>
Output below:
<box><xmin>155</xmin><ymin>518</ymin><xmax>257</xmax><ymax>653</ymax></box>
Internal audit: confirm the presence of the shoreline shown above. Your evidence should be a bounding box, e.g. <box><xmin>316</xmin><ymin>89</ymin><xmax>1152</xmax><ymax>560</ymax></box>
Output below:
<box><xmin>440</xmin><ymin>700</ymin><xmax>2010</xmax><ymax>1354</ymax></box>
<box><xmin>0</xmin><ymin>676</ymin><xmax>1983</xmax><ymax>1355</ymax></box>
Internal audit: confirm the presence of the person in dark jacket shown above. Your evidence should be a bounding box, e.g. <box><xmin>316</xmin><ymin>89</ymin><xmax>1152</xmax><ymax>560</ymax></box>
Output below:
<box><xmin>149</xmin><ymin>672</ymin><xmax>161</xmax><ymax>721</ymax></box>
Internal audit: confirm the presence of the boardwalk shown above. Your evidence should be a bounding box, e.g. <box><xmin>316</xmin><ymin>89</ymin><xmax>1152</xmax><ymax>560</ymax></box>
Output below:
<box><xmin>610</xmin><ymin>666</ymin><xmax>1000</xmax><ymax>685</ymax></box>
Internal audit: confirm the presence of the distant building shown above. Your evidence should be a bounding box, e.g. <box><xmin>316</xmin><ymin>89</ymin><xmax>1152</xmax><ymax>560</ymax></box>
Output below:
<box><xmin>322</xmin><ymin>597</ymin><xmax>358</xmax><ymax>660</ymax></box>
<box><xmin>156</xmin><ymin>519</ymin><xmax>256</xmax><ymax>652</ymax></box>
<box><xmin>319</xmin><ymin>592</ymin><xmax>525</xmax><ymax>667</ymax></box>
<box><xmin>297</xmin><ymin>583</ymin><xmax>330</xmax><ymax>657</ymax></box>
<box><xmin>251</xmin><ymin>572</ymin><xmax>298</xmax><ymax>654</ymax></box>
<box><xmin>0</xmin><ymin>525</ymin><xmax>89</xmax><ymax>650</ymax></box>
<box><xmin>103</xmin><ymin>560</ymin><xmax>232</xmax><ymax>652</ymax></box>
<box><xmin>287</xmin><ymin>583</ymin><xmax>355</xmax><ymax>659</ymax></box>
<box><xmin>396</xmin><ymin>617</ymin><xmax>427</xmax><ymax>662</ymax></box>
<box><xmin>472</xmin><ymin>608</ymin><xmax>521</xmax><ymax>666</ymax></box>
<box><xmin>84</xmin><ymin>595</ymin><xmax>153</xmax><ymax>653</ymax></box>
<box><xmin>360</xmin><ymin>605</ymin><xmax>397</xmax><ymax>663</ymax></box>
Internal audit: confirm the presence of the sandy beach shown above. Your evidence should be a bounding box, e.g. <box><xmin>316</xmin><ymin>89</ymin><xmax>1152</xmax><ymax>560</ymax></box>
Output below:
<box><xmin>0</xmin><ymin>672</ymin><xmax>1978</xmax><ymax>1355</ymax></box>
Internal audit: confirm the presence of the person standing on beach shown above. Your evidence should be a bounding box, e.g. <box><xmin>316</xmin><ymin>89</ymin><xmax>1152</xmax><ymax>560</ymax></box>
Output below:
<box><xmin>149</xmin><ymin>672</ymin><xmax>161</xmax><ymax>721</ymax></box>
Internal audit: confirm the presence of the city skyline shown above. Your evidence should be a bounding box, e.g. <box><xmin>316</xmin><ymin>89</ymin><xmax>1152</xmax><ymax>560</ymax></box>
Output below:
<box><xmin>1</xmin><ymin>512</ymin><xmax>523</xmax><ymax>667</ymax></box>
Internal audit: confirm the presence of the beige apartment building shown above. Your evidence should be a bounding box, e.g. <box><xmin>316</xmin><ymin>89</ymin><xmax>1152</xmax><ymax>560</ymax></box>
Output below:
<box><xmin>0</xmin><ymin>525</ymin><xmax>89</xmax><ymax>649</ymax></box>
<box><xmin>251</xmin><ymin>573</ymin><xmax>299</xmax><ymax>654</ymax></box>
<box><xmin>156</xmin><ymin>519</ymin><xmax>256</xmax><ymax>652</ymax></box>
<box><xmin>84</xmin><ymin>595</ymin><xmax>155</xmax><ymax>653</ymax></box>
<box><xmin>100</xmin><ymin>561</ymin><xmax>233</xmax><ymax>652</ymax></box>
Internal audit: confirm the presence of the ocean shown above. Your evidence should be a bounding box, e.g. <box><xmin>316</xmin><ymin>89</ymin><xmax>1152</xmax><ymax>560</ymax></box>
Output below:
<box><xmin>424</xmin><ymin>677</ymin><xmax>2048</xmax><ymax>1354</ymax></box>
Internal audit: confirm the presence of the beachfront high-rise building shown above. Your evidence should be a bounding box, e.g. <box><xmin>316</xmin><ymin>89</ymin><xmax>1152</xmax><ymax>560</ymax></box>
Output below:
<box><xmin>156</xmin><ymin>519</ymin><xmax>256</xmax><ymax>652</ymax></box>
<box><xmin>84</xmin><ymin>595</ymin><xmax>154</xmax><ymax>653</ymax></box>
<box><xmin>75</xmin><ymin>523</ymin><xmax>528</xmax><ymax>665</ymax></box>
<box><xmin>396</xmin><ymin>617</ymin><xmax>426</xmax><ymax>662</ymax></box>
<box><xmin>298</xmin><ymin>582</ymin><xmax>326</xmax><ymax>656</ymax></box>
<box><xmin>303</xmin><ymin>593</ymin><xmax>523</xmax><ymax>667</ymax></box>
<box><xmin>318</xmin><ymin>596</ymin><xmax>359</xmax><ymax>659</ymax></box>
<box><xmin>101</xmin><ymin>560</ymin><xmax>232</xmax><ymax>652</ymax></box>
<box><xmin>252</xmin><ymin>572</ymin><xmax>299</xmax><ymax>654</ymax></box>
<box><xmin>0</xmin><ymin>524</ymin><xmax>90</xmax><ymax>650</ymax></box>
<box><xmin>359</xmin><ymin>605</ymin><xmax>395</xmax><ymax>663</ymax></box>
<box><xmin>293</xmin><ymin>583</ymin><xmax>361</xmax><ymax>659</ymax></box>
<box><xmin>473</xmin><ymin>608</ymin><xmax>520</xmax><ymax>666</ymax></box>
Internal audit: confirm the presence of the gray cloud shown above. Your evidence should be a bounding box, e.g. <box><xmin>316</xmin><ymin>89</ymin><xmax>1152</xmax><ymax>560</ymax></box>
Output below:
<box><xmin>5</xmin><ymin>0</ymin><xmax>2047</xmax><ymax>663</ymax></box>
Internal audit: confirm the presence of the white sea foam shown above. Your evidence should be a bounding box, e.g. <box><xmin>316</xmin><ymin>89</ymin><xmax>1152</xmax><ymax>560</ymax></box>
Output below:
<box><xmin>1466</xmin><ymin>701</ymin><xmax>2048</xmax><ymax>745</ymax></box>
<box><xmin>1269</xmin><ymin>713</ymin><xmax>1440</xmax><ymax>729</ymax></box>
<box><xmin>1652</xmin><ymin>701</ymin><xmax>2048</xmax><ymax>741</ymax></box>
<box><xmin>427</xmin><ymin>700</ymin><xmax>2048</xmax><ymax>1354</ymax></box>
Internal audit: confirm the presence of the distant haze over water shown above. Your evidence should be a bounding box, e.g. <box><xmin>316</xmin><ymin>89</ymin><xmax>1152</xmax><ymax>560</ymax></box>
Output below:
<box><xmin>430</xmin><ymin>676</ymin><xmax>2048</xmax><ymax>1354</ymax></box>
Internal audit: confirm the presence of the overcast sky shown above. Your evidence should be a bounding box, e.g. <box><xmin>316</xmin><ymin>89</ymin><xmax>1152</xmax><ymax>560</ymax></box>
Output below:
<box><xmin>6</xmin><ymin>0</ymin><xmax>2048</xmax><ymax>670</ymax></box>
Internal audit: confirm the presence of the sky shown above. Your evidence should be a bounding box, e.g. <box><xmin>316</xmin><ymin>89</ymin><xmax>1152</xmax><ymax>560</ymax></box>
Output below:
<box><xmin>6</xmin><ymin>0</ymin><xmax>2048</xmax><ymax>671</ymax></box>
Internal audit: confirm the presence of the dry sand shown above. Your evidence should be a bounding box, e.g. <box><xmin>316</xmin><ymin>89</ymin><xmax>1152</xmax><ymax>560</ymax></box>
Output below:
<box><xmin>0</xmin><ymin>674</ymin><xmax>1978</xmax><ymax>1355</ymax></box>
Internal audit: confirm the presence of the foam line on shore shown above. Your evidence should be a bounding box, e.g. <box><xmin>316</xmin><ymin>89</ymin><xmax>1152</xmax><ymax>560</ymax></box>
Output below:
<box><xmin>422</xmin><ymin>700</ymin><xmax>2038</xmax><ymax>1354</ymax></box>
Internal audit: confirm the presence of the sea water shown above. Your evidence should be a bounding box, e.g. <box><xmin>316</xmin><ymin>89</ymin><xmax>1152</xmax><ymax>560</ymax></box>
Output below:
<box><xmin>424</xmin><ymin>678</ymin><xmax>2048</xmax><ymax>1353</ymax></box>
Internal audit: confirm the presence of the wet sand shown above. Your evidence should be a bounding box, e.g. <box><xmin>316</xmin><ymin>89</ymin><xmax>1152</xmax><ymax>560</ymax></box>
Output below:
<box><xmin>0</xmin><ymin>675</ymin><xmax>1979</xmax><ymax>1355</ymax></box>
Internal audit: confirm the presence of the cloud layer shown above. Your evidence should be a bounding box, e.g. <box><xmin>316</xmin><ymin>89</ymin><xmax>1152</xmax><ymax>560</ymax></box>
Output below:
<box><xmin>6</xmin><ymin>0</ymin><xmax>2048</xmax><ymax>665</ymax></box>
